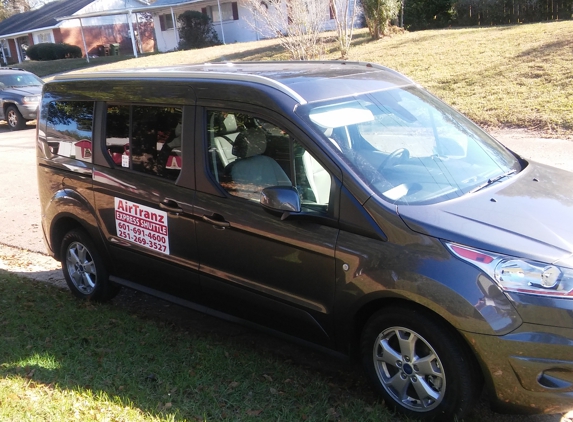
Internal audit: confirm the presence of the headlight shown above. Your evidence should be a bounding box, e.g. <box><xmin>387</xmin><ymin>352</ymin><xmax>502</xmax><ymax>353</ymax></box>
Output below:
<box><xmin>23</xmin><ymin>96</ymin><xmax>40</xmax><ymax>103</ymax></box>
<box><xmin>446</xmin><ymin>242</ymin><xmax>573</xmax><ymax>298</ymax></box>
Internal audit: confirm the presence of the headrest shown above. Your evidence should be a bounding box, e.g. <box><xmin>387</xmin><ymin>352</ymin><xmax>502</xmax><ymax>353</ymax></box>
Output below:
<box><xmin>232</xmin><ymin>128</ymin><xmax>267</xmax><ymax>158</ymax></box>
<box><xmin>219</xmin><ymin>114</ymin><xmax>238</xmax><ymax>135</ymax></box>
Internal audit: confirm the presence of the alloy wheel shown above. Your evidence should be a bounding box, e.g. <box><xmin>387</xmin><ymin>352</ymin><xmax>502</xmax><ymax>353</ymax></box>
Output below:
<box><xmin>372</xmin><ymin>326</ymin><xmax>446</xmax><ymax>412</ymax></box>
<box><xmin>65</xmin><ymin>241</ymin><xmax>97</xmax><ymax>295</ymax></box>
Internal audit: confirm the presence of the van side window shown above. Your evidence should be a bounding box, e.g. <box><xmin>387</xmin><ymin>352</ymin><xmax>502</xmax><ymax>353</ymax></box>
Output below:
<box><xmin>293</xmin><ymin>140</ymin><xmax>331</xmax><ymax>208</ymax></box>
<box><xmin>206</xmin><ymin>110</ymin><xmax>331</xmax><ymax>210</ymax></box>
<box><xmin>105</xmin><ymin>105</ymin><xmax>182</xmax><ymax>181</ymax></box>
<box><xmin>46</xmin><ymin>101</ymin><xmax>94</xmax><ymax>162</ymax></box>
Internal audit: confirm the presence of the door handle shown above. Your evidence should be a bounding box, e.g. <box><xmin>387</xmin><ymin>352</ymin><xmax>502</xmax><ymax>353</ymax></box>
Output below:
<box><xmin>159</xmin><ymin>199</ymin><xmax>183</xmax><ymax>213</ymax></box>
<box><xmin>202</xmin><ymin>214</ymin><xmax>230</xmax><ymax>228</ymax></box>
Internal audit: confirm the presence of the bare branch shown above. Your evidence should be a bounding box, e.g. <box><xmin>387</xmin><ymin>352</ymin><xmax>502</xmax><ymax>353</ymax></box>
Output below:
<box><xmin>241</xmin><ymin>0</ymin><xmax>330</xmax><ymax>60</ymax></box>
<box><xmin>331</xmin><ymin>0</ymin><xmax>360</xmax><ymax>58</ymax></box>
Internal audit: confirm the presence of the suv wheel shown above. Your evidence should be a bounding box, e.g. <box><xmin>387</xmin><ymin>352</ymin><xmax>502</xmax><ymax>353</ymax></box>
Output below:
<box><xmin>6</xmin><ymin>105</ymin><xmax>26</xmax><ymax>131</ymax></box>
<box><xmin>360</xmin><ymin>307</ymin><xmax>481</xmax><ymax>421</ymax></box>
<box><xmin>61</xmin><ymin>229</ymin><xmax>121</xmax><ymax>302</ymax></box>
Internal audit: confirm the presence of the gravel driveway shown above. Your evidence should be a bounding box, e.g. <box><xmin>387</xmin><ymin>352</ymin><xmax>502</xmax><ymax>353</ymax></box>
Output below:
<box><xmin>1</xmin><ymin>122</ymin><xmax>572</xmax><ymax>422</ymax></box>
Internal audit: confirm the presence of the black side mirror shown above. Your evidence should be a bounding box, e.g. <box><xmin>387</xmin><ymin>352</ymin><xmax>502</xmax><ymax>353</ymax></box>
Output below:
<box><xmin>260</xmin><ymin>186</ymin><xmax>301</xmax><ymax>216</ymax></box>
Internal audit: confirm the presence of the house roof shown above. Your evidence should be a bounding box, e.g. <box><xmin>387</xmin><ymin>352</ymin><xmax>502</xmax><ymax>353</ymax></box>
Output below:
<box><xmin>0</xmin><ymin>0</ymin><xmax>95</xmax><ymax>38</ymax></box>
<box><xmin>53</xmin><ymin>0</ymin><xmax>197</xmax><ymax>24</ymax></box>
<box><xmin>148</xmin><ymin>0</ymin><xmax>199</xmax><ymax>6</ymax></box>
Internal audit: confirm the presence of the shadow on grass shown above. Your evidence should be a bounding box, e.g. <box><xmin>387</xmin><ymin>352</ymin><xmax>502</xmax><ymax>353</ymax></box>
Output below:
<box><xmin>0</xmin><ymin>270</ymin><xmax>562</xmax><ymax>421</ymax></box>
<box><xmin>200</xmin><ymin>44</ymin><xmax>289</xmax><ymax>63</ymax></box>
<box><xmin>15</xmin><ymin>55</ymin><xmax>135</xmax><ymax>77</ymax></box>
<box><xmin>515</xmin><ymin>39</ymin><xmax>573</xmax><ymax>60</ymax></box>
<box><xmin>0</xmin><ymin>271</ymin><xmax>391</xmax><ymax>421</ymax></box>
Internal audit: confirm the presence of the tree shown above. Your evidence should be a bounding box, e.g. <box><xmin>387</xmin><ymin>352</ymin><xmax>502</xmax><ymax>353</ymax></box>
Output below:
<box><xmin>404</xmin><ymin>0</ymin><xmax>454</xmax><ymax>29</ymax></box>
<box><xmin>360</xmin><ymin>0</ymin><xmax>401</xmax><ymax>39</ymax></box>
<box><xmin>331</xmin><ymin>0</ymin><xmax>360</xmax><ymax>58</ymax></box>
<box><xmin>1</xmin><ymin>0</ymin><xmax>53</xmax><ymax>21</ymax></box>
<box><xmin>1</xmin><ymin>0</ymin><xmax>31</xmax><ymax>17</ymax></box>
<box><xmin>242</xmin><ymin>0</ymin><xmax>331</xmax><ymax>60</ymax></box>
<box><xmin>177</xmin><ymin>10</ymin><xmax>221</xmax><ymax>50</ymax></box>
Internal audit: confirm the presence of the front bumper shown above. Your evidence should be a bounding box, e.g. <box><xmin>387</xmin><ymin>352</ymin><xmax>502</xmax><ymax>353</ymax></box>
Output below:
<box><xmin>18</xmin><ymin>103</ymin><xmax>38</xmax><ymax>120</ymax></box>
<box><xmin>465</xmin><ymin>323</ymin><xmax>573</xmax><ymax>414</ymax></box>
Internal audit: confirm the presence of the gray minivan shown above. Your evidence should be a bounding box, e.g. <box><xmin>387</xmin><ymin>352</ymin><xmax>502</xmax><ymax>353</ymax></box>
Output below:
<box><xmin>36</xmin><ymin>61</ymin><xmax>573</xmax><ymax>421</ymax></box>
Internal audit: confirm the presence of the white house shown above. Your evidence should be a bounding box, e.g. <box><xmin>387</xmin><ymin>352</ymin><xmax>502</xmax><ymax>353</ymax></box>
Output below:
<box><xmin>148</xmin><ymin>0</ymin><xmax>345</xmax><ymax>52</ymax></box>
<box><xmin>1</xmin><ymin>0</ymin><xmax>356</xmax><ymax>65</ymax></box>
<box><xmin>149</xmin><ymin>0</ymin><xmax>271</xmax><ymax>52</ymax></box>
<box><xmin>0</xmin><ymin>0</ymin><xmax>154</xmax><ymax>65</ymax></box>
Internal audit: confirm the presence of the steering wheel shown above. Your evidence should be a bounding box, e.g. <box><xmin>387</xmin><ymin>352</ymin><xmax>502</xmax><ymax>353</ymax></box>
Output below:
<box><xmin>378</xmin><ymin>148</ymin><xmax>410</xmax><ymax>171</ymax></box>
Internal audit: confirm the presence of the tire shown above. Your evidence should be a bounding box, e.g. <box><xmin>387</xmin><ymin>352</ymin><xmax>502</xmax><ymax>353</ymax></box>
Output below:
<box><xmin>60</xmin><ymin>229</ymin><xmax>120</xmax><ymax>302</ymax></box>
<box><xmin>6</xmin><ymin>105</ymin><xmax>26</xmax><ymax>131</ymax></box>
<box><xmin>360</xmin><ymin>306</ymin><xmax>481</xmax><ymax>421</ymax></box>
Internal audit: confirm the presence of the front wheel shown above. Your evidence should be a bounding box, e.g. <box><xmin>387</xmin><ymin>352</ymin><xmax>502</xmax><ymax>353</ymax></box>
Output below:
<box><xmin>6</xmin><ymin>105</ymin><xmax>26</xmax><ymax>131</ymax></box>
<box><xmin>60</xmin><ymin>229</ymin><xmax>120</xmax><ymax>302</ymax></box>
<box><xmin>360</xmin><ymin>307</ymin><xmax>481</xmax><ymax>421</ymax></box>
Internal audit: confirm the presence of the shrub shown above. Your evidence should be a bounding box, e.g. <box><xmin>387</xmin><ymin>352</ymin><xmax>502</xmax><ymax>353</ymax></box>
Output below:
<box><xmin>26</xmin><ymin>43</ymin><xmax>82</xmax><ymax>61</ymax></box>
<box><xmin>360</xmin><ymin>0</ymin><xmax>402</xmax><ymax>39</ymax></box>
<box><xmin>177</xmin><ymin>10</ymin><xmax>221</xmax><ymax>50</ymax></box>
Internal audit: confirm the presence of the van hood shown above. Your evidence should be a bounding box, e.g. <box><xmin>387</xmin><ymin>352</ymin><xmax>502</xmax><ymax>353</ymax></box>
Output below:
<box><xmin>397</xmin><ymin>162</ymin><xmax>573</xmax><ymax>266</ymax></box>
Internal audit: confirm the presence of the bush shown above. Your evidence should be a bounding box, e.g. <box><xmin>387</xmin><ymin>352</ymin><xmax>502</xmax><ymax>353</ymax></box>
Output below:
<box><xmin>177</xmin><ymin>10</ymin><xmax>221</xmax><ymax>50</ymax></box>
<box><xmin>361</xmin><ymin>0</ymin><xmax>402</xmax><ymax>39</ymax></box>
<box><xmin>26</xmin><ymin>43</ymin><xmax>82</xmax><ymax>61</ymax></box>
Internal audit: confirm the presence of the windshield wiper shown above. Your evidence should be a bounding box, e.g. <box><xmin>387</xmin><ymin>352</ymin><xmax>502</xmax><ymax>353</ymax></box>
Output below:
<box><xmin>469</xmin><ymin>169</ymin><xmax>517</xmax><ymax>194</ymax></box>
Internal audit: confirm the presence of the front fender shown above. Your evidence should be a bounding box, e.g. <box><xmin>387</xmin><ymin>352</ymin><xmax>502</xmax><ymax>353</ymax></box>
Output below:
<box><xmin>334</xmin><ymin>229</ymin><xmax>523</xmax><ymax>346</ymax></box>
<box><xmin>1</xmin><ymin>100</ymin><xmax>16</xmax><ymax>117</ymax></box>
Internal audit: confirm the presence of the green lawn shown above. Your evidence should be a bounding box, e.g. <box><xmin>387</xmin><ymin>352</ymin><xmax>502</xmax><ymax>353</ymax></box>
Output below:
<box><xmin>16</xmin><ymin>21</ymin><xmax>573</xmax><ymax>136</ymax></box>
<box><xmin>0</xmin><ymin>272</ymin><xmax>395</xmax><ymax>421</ymax></box>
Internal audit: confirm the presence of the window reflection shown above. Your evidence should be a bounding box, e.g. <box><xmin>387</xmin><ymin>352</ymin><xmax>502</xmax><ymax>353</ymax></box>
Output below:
<box><xmin>46</xmin><ymin>101</ymin><xmax>94</xmax><ymax>163</ymax></box>
<box><xmin>302</xmin><ymin>88</ymin><xmax>521</xmax><ymax>205</ymax></box>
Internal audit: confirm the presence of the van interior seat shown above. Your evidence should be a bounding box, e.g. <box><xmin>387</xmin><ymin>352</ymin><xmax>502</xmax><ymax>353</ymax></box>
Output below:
<box><xmin>224</xmin><ymin>127</ymin><xmax>291</xmax><ymax>199</ymax></box>
<box><xmin>302</xmin><ymin>151</ymin><xmax>331</xmax><ymax>204</ymax></box>
<box><xmin>213</xmin><ymin>114</ymin><xmax>241</xmax><ymax>167</ymax></box>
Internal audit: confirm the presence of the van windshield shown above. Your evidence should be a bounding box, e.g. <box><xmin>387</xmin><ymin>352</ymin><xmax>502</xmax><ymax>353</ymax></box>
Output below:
<box><xmin>299</xmin><ymin>87</ymin><xmax>521</xmax><ymax>205</ymax></box>
<box><xmin>0</xmin><ymin>73</ymin><xmax>43</xmax><ymax>88</ymax></box>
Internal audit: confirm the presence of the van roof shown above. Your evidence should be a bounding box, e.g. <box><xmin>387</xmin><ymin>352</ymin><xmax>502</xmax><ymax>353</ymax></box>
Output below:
<box><xmin>52</xmin><ymin>61</ymin><xmax>415</xmax><ymax>104</ymax></box>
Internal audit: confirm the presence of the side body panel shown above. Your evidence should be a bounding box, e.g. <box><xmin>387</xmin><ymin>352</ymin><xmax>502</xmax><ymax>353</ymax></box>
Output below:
<box><xmin>91</xmin><ymin>98</ymin><xmax>201</xmax><ymax>300</ymax></box>
<box><xmin>193</xmin><ymin>102</ymin><xmax>340</xmax><ymax>346</ymax></box>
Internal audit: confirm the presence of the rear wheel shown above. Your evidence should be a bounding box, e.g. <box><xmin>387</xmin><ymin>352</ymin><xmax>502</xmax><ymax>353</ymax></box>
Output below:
<box><xmin>360</xmin><ymin>307</ymin><xmax>481</xmax><ymax>421</ymax></box>
<box><xmin>6</xmin><ymin>105</ymin><xmax>26</xmax><ymax>131</ymax></box>
<box><xmin>60</xmin><ymin>229</ymin><xmax>120</xmax><ymax>302</ymax></box>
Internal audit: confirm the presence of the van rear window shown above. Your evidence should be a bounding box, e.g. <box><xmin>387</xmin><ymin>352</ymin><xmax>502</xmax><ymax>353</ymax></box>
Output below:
<box><xmin>105</xmin><ymin>105</ymin><xmax>182</xmax><ymax>181</ymax></box>
<box><xmin>46</xmin><ymin>101</ymin><xmax>94</xmax><ymax>163</ymax></box>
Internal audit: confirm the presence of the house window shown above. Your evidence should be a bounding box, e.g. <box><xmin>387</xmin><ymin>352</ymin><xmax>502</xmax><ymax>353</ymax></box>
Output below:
<box><xmin>34</xmin><ymin>31</ymin><xmax>53</xmax><ymax>44</ymax></box>
<box><xmin>203</xmin><ymin>2</ymin><xmax>239</xmax><ymax>22</ymax></box>
<box><xmin>1</xmin><ymin>40</ymin><xmax>10</xmax><ymax>58</ymax></box>
<box><xmin>159</xmin><ymin>13</ymin><xmax>174</xmax><ymax>31</ymax></box>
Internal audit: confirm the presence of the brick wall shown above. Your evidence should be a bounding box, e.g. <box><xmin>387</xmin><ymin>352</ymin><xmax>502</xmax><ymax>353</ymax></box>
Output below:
<box><xmin>7</xmin><ymin>39</ymin><xmax>17</xmax><ymax>64</ymax></box>
<box><xmin>53</xmin><ymin>28</ymin><xmax>63</xmax><ymax>44</ymax></box>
